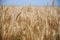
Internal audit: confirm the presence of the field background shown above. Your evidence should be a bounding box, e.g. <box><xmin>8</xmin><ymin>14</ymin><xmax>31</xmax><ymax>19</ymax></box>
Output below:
<box><xmin>0</xmin><ymin>6</ymin><xmax>60</xmax><ymax>40</ymax></box>
<box><xmin>0</xmin><ymin>0</ymin><xmax>60</xmax><ymax>40</ymax></box>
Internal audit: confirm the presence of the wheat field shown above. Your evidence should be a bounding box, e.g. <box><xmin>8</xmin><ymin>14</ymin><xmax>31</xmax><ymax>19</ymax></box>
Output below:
<box><xmin>0</xmin><ymin>6</ymin><xmax>60</xmax><ymax>40</ymax></box>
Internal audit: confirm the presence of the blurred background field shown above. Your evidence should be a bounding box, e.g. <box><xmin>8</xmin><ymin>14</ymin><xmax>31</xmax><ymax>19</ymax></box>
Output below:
<box><xmin>0</xmin><ymin>0</ymin><xmax>60</xmax><ymax>40</ymax></box>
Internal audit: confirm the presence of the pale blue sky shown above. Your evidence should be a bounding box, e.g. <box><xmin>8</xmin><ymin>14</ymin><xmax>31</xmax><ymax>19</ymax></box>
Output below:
<box><xmin>0</xmin><ymin>0</ymin><xmax>60</xmax><ymax>6</ymax></box>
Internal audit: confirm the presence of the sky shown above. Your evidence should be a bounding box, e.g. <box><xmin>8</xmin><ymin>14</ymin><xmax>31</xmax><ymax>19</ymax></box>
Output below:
<box><xmin>0</xmin><ymin>0</ymin><xmax>60</xmax><ymax>6</ymax></box>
